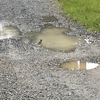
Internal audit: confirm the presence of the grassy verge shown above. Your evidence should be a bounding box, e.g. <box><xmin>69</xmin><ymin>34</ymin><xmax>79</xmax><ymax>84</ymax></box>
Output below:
<box><xmin>58</xmin><ymin>0</ymin><xmax>100</xmax><ymax>31</ymax></box>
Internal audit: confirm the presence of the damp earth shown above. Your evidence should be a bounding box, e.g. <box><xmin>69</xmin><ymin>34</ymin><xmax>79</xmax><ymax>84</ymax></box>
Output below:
<box><xmin>24</xmin><ymin>27</ymin><xmax>85</xmax><ymax>52</ymax></box>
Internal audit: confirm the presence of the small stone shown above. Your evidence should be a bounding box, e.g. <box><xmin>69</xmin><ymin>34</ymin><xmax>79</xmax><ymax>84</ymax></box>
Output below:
<box><xmin>68</xmin><ymin>92</ymin><xmax>72</xmax><ymax>96</ymax></box>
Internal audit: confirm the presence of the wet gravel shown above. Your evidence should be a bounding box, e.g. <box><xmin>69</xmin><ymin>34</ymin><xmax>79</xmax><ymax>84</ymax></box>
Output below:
<box><xmin>0</xmin><ymin>0</ymin><xmax>100</xmax><ymax>100</ymax></box>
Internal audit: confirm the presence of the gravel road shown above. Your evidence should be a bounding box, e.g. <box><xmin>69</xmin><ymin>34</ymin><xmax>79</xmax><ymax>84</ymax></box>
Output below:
<box><xmin>0</xmin><ymin>0</ymin><xmax>100</xmax><ymax>100</ymax></box>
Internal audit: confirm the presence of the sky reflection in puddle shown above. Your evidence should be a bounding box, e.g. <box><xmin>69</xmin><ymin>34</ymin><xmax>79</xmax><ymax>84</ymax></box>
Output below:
<box><xmin>60</xmin><ymin>61</ymin><xmax>99</xmax><ymax>70</ymax></box>
<box><xmin>0</xmin><ymin>24</ymin><xmax>20</xmax><ymax>40</ymax></box>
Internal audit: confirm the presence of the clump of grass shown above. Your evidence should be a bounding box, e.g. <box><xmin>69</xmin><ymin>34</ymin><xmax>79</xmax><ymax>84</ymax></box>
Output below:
<box><xmin>58</xmin><ymin>0</ymin><xmax>100</xmax><ymax>31</ymax></box>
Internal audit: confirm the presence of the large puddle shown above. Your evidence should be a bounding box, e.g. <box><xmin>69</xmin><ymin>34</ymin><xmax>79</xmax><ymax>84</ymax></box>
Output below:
<box><xmin>0</xmin><ymin>25</ymin><xmax>20</xmax><ymax>40</ymax></box>
<box><xmin>25</xmin><ymin>27</ymin><xmax>85</xmax><ymax>52</ymax></box>
<box><xmin>0</xmin><ymin>25</ymin><xmax>85</xmax><ymax>53</ymax></box>
<box><xmin>60</xmin><ymin>61</ymin><xmax>99</xmax><ymax>70</ymax></box>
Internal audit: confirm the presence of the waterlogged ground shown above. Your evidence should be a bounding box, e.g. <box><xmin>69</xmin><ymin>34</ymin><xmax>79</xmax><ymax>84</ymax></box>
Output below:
<box><xmin>0</xmin><ymin>0</ymin><xmax>100</xmax><ymax>100</ymax></box>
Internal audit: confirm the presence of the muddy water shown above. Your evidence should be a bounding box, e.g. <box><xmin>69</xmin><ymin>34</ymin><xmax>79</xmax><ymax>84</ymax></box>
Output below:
<box><xmin>60</xmin><ymin>61</ymin><xmax>99</xmax><ymax>70</ymax></box>
<box><xmin>42</xmin><ymin>16</ymin><xmax>58</xmax><ymax>22</ymax></box>
<box><xmin>0</xmin><ymin>26</ymin><xmax>20</xmax><ymax>39</ymax></box>
<box><xmin>25</xmin><ymin>27</ymin><xmax>85</xmax><ymax>52</ymax></box>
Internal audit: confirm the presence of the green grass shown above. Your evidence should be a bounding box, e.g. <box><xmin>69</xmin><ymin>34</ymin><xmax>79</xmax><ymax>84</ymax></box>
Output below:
<box><xmin>58</xmin><ymin>0</ymin><xmax>100</xmax><ymax>31</ymax></box>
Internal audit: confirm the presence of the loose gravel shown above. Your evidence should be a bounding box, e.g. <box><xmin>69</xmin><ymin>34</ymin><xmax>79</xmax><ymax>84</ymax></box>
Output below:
<box><xmin>0</xmin><ymin>0</ymin><xmax>100</xmax><ymax>100</ymax></box>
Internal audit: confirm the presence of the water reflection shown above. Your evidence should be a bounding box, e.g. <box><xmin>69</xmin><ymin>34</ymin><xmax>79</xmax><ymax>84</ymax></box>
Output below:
<box><xmin>60</xmin><ymin>61</ymin><xmax>99</xmax><ymax>70</ymax></box>
<box><xmin>25</xmin><ymin>27</ymin><xmax>85</xmax><ymax>52</ymax></box>
<box><xmin>0</xmin><ymin>24</ymin><xmax>3</xmax><ymax>33</ymax></box>
<box><xmin>0</xmin><ymin>25</ymin><xmax>20</xmax><ymax>40</ymax></box>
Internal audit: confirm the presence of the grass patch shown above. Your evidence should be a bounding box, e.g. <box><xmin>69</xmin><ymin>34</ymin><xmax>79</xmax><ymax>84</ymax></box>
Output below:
<box><xmin>58</xmin><ymin>0</ymin><xmax>100</xmax><ymax>31</ymax></box>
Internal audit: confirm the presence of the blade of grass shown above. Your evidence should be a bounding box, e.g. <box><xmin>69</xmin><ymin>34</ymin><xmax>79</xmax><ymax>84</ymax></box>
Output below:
<box><xmin>58</xmin><ymin>0</ymin><xmax>100</xmax><ymax>31</ymax></box>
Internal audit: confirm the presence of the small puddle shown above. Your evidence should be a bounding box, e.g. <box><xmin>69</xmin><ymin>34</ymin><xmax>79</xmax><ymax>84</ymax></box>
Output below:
<box><xmin>42</xmin><ymin>16</ymin><xmax>58</xmax><ymax>22</ymax></box>
<box><xmin>25</xmin><ymin>27</ymin><xmax>84</xmax><ymax>52</ymax></box>
<box><xmin>60</xmin><ymin>61</ymin><xmax>99</xmax><ymax>70</ymax></box>
<box><xmin>0</xmin><ymin>25</ymin><xmax>20</xmax><ymax>40</ymax></box>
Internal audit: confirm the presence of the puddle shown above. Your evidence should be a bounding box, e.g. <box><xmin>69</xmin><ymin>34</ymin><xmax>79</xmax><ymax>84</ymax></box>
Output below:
<box><xmin>24</xmin><ymin>27</ymin><xmax>84</xmax><ymax>52</ymax></box>
<box><xmin>0</xmin><ymin>25</ymin><xmax>20</xmax><ymax>40</ymax></box>
<box><xmin>42</xmin><ymin>16</ymin><xmax>58</xmax><ymax>22</ymax></box>
<box><xmin>60</xmin><ymin>61</ymin><xmax>99</xmax><ymax>70</ymax></box>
